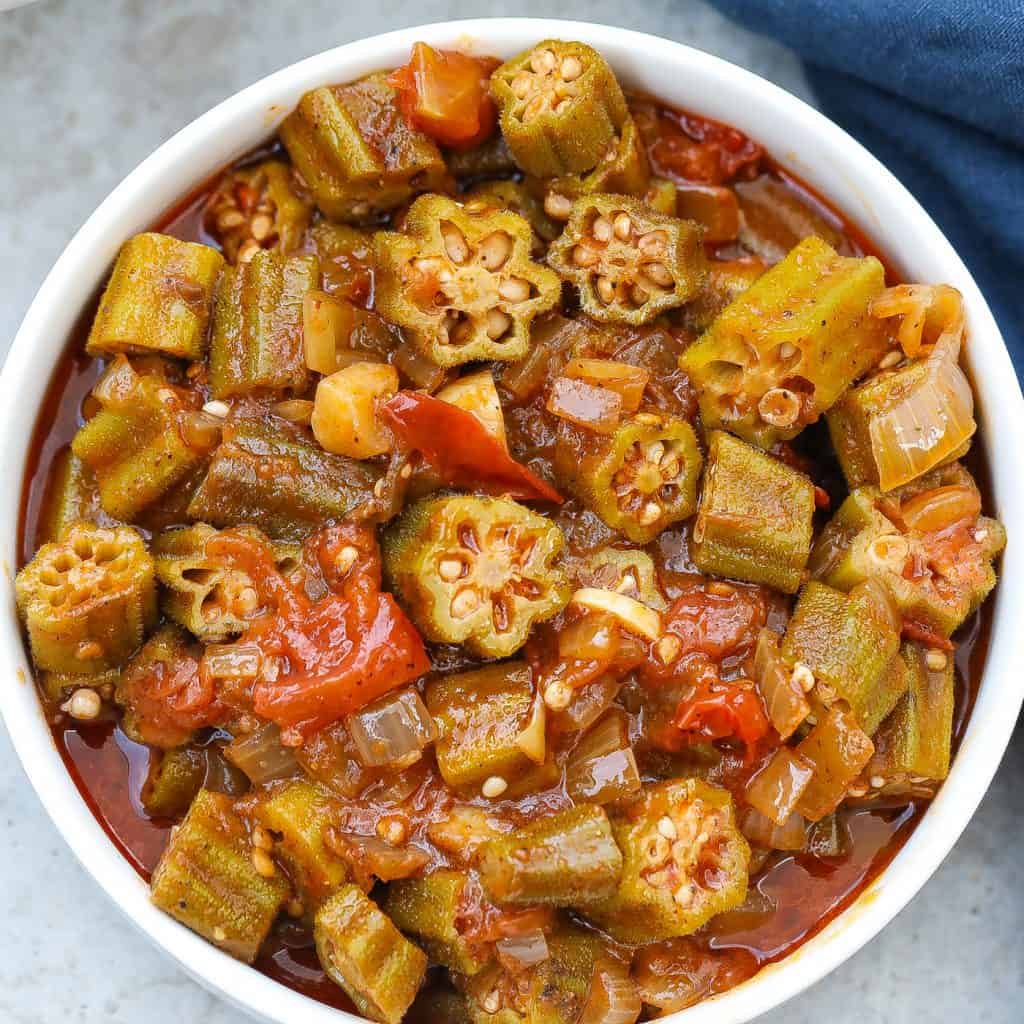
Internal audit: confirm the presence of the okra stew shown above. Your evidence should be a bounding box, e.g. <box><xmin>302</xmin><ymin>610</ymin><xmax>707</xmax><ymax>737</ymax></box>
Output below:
<box><xmin>17</xmin><ymin>38</ymin><xmax>1003</xmax><ymax>1024</ymax></box>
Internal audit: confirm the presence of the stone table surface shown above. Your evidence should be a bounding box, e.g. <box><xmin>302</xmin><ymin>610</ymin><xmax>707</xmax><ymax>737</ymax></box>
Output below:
<box><xmin>0</xmin><ymin>2</ymin><xmax>1021</xmax><ymax>1022</ymax></box>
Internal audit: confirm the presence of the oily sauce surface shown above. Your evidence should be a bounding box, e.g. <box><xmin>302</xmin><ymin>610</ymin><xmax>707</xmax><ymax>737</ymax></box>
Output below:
<box><xmin>17</xmin><ymin>93</ymin><xmax>993</xmax><ymax>1008</ymax></box>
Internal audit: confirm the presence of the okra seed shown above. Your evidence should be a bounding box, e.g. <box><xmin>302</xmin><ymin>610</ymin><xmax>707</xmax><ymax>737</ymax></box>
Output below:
<box><xmin>482</xmin><ymin>990</ymin><xmax>503</xmax><ymax>1015</ymax></box>
<box><xmin>644</xmin><ymin>834</ymin><xmax>671</xmax><ymax>867</ymax></box>
<box><xmin>252</xmin><ymin>825</ymin><xmax>274</xmax><ymax>851</ymax></box>
<box><xmin>252</xmin><ymin>848</ymin><xmax>276</xmax><ymax>878</ymax></box>
<box><xmin>451</xmin><ymin>588</ymin><xmax>481</xmax><ymax>618</ymax></box>
<box><xmin>792</xmin><ymin>662</ymin><xmax>816</xmax><ymax>693</ymax></box>
<box><xmin>234</xmin><ymin>586</ymin><xmax>259</xmax><ymax>616</ymax></box>
<box><xmin>613</xmin><ymin>213</ymin><xmax>633</xmax><ymax>240</ymax></box>
<box><xmin>486</xmin><ymin>308</ymin><xmax>513</xmax><ymax>340</ymax></box>
<box><xmin>638</xmin><ymin>231</ymin><xmax>667</xmax><ymax>256</ymax></box>
<box><xmin>62</xmin><ymin>688</ymin><xmax>101</xmax><ymax>721</ymax></box>
<box><xmin>870</xmin><ymin>775</ymin><xmax>886</xmax><ymax>790</ymax></box>
<box><xmin>400</xmin><ymin>462</ymin><xmax>413</xmax><ymax>480</ymax></box>
<box><xmin>250</xmin><ymin>213</ymin><xmax>274</xmax><ymax>242</ymax></box>
<box><xmin>498</xmin><ymin>277</ymin><xmax>531</xmax><ymax>303</ymax></box>
<box><xmin>442</xmin><ymin>225</ymin><xmax>470</xmax><ymax>264</ymax></box>
<box><xmin>373</xmin><ymin>477</ymin><xmax>387</xmax><ymax>498</ymax></box>
<box><xmin>479</xmin><ymin>231</ymin><xmax>513</xmax><ymax>270</ymax></box>
<box><xmin>816</xmin><ymin>682</ymin><xmax>838</xmax><ymax>703</ymax></box>
<box><xmin>544</xmin><ymin>192</ymin><xmax>573</xmax><ymax>220</ymax></box>
<box><xmin>925</xmin><ymin>649</ymin><xmax>948</xmax><ymax>672</ymax></box>
<box><xmin>377</xmin><ymin>818</ymin><xmax>408</xmax><ymax>845</ymax></box>
<box><xmin>867</xmin><ymin>534</ymin><xmax>910</xmax><ymax>571</ymax></box>
<box><xmin>592</xmin><ymin>216</ymin><xmax>614</xmax><ymax>242</ymax></box>
<box><xmin>335</xmin><ymin>545</ymin><xmax>359</xmax><ymax>575</ymax></box>
<box><xmin>237</xmin><ymin>239</ymin><xmax>261</xmax><ymax>263</ymax></box>
<box><xmin>635</xmin><ymin>412</ymin><xmax>662</xmax><ymax>426</ymax></box>
<box><xmin>777</xmin><ymin>341</ymin><xmax>798</xmax><ymax>360</ymax></box>
<box><xmin>216</xmin><ymin>209</ymin><xmax>246</xmax><ymax>231</ymax></box>
<box><xmin>758</xmin><ymin>387</ymin><xmax>801</xmax><ymax>428</ymax></box>
<box><xmin>596</xmin><ymin>276</ymin><xmax>616</xmax><ymax>304</ymax></box>
<box><xmin>848</xmin><ymin>783</ymin><xmax>868</xmax><ymax>798</ymax></box>
<box><xmin>658</xmin><ymin>816</ymin><xmax>678</xmax><ymax>840</ymax></box>
<box><xmin>76</xmin><ymin>639</ymin><xmax>104</xmax><ymax>661</ymax></box>
<box><xmin>878</xmin><ymin>349</ymin><xmax>903</xmax><ymax>369</ymax></box>
<box><xmin>524</xmin><ymin>94</ymin><xmax>548</xmax><ymax>120</ymax></box>
<box><xmin>638</xmin><ymin>502</ymin><xmax>662</xmax><ymax>526</ymax></box>
<box><xmin>660</xmin><ymin>458</ymin><xmax>681</xmax><ymax>479</ymax></box>
<box><xmin>202</xmin><ymin>399</ymin><xmax>230</xmax><ymax>418</ymax></box>
<box><xmin>631</xmin><ymin>283</ymin><xmax>650</xmax><ymax>306</ymax></box>
<box><xmin>642</xmin><ymin>262</ymin><xmax>675</xmax><ymax>288</ymax></box>
<box><xmin>973</xmin><ymin>528</ymin><xmax>989</xmax><ymax>542</ymax></box>
<box><xmin>654</xmin><ymin>634</ymin><xmax>681</xmax><ymax>664</ymax></box>
<box><xmin>530</xmin><ymin>48</ymin><xmax>557</xmax><ymax>74</ymax></box>
<box><xmin>559</xmin><ymin>55</ymin><xmax>583</xmax><ymax>81</ymax></box>
<box><xmin>481</xmin><ymin>775</ymin><xmax>508</xmax><ymax>799</ymax></box>
<box><xmin>572</xmin><ymin>244</ymin><xmax>600</xmax><ymax>268</ymax></box>
<box><xmin>439</xmin><ymin>558</ymin><xmax>464</xmax><ymax>582</ymax></box>
<box><xmin>543</xmin><ymin>680</ymin><xmax>573</xmax><ymax>711</ymax></box>
<box><xmin>511</xmin><ymin>72</ymin><xmax>533</xmax><ymax>98</ymax></box>
<box><xmin>213</xmin><ymin>927</ymin><xmax>227</xmax><ymax>943</ymax></box>
<box><xmin>673</xmin><ymin>884</ymin><xmax>693</xmax><ymax>907</ymax></box>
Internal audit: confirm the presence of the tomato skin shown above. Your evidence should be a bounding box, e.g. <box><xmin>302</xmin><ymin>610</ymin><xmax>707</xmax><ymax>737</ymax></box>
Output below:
<box><xmin>205</xmin><ymin>525</ymin><xmax>430</xmax><ymax>738</ymax></box>
<box><xmin>388</xmin><ymin>43</ymin><xmax>499</xmax><ymax>149</ymax></box>
<box><xmin>672</xmin><ymin>676</ymin><xmax>771</xmax><ymax>749</ymax></box>
<box><xmin>383</xmin><ymin>391</ymin><xmax>563</xmax><ymax>504</ymax></box>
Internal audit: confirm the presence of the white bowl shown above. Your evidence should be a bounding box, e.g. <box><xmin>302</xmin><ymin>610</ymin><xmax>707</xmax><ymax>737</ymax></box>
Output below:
<box><xmin>1</xmin><ymin>17</ymin><xmax>1021</xmax><ymax>1024</ymax></box>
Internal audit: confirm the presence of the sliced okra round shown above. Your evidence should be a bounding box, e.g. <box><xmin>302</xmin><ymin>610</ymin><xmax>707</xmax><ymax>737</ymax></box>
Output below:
<box><xmin>383</xmin><ymin>494</ymin><xmax>570</xmax><ymax>658</ymax></box>
<box><xmin>373</xmin><ymin>194</ymin><xmax>561</xmax><ymax>368</ymax></box>
<box><xmin>490</xmin><ymin>39</ymin><xmax>629</xmax><ymax>178</ymax></box>
<box><xmin>548</xmin><ymin>194</ymin><xmax>706</xmax><ymax>325</ymax></box>
<box><xmin>556</xmin><ymin>413</ymin><xmax>703</xmax><ymax>544</ymax></box>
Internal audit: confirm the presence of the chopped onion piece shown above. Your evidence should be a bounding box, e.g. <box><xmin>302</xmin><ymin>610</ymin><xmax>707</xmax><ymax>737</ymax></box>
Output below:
<box><xmin>571</xmin><ymin>588</ymin><xmax>662</xmax><ymax>640</ymax></box>
<box><xmin>563</xmin><ymin>358</ymin><xmax>650</xmax><ymax>412</ymax></box>
<box><xmin>515</xmin><ymin>688</ymin><xmax>548</xmax><ymax>765</ymax></box>
<box><xmin>868</xmin><ymin>330</ymin><xmax>975</xmax><ymax>492</ymax></box>
<box><xmin>496</xmin><ymin>929</ymin><xmax>550</xmax><ymax>972</ymax></box>
<box><xmin>857</xmin><ymin>577</ymin><xmax>901</xmax><ymax>635</ymax></box>
<box><xmin>92</xmin><ymin>355</ymin><xmax>140</xmax><ymax>407</ymax></box>
<box><xmin>634</xmin><ymin>939</ymin><xmax>759</xmax><ymax>1014</ymax></box>
<box><xmin>346</xmin><ymin>688</ymin><xmax>437</xmax><ymax>769</ymax></box>
<box><xmin>272</xmin><ymin>398</ymin><xmax>315</xmax><ymax>425</ymax></box>
<box><xmin>900</xmin><ymin>483</ymin><xmax>980</xmax><ymax>534</ymax></box>
<box><xmin>223</xmin><ymin>722</ymin><xmax>299</xmax><ymax>784</ymax></box>
<box><xmin>746</xmin><ymin>747</ymin><xmax>814</xmax><ymax>825</ymax></box>
<box><xmin>581</xmin><ymin>958</ymin><xmax>642</xmax><ymax>1024</ymax></box>
<box><xmin>202</xmin><ymin>642</ymin><xmax>263</xmax><ymax>681</ymax></box>
<box><xmin>546</xmin><ymin>377</ymin><xmax>623</xmax><ymax>433</ymax></box>
<box><xmin>437</xmin><ymin>370</ymin><xmax>507</xmax><ymax>446</ymax></box>
<box><xmin>303</xmin><ymin>290</ymin><xmax>354</xmax><ymax>374</ymax></box>
<box><xmin>557</xmin><ymin>610</ymin><xmax>621</xmax><ymax>662</ymax></box>
<box><xmin>871</xmin><ymin>283</ymin><xmax>963</xmax><ymax>359</ymax></box>
<box><xmin>179</xmin><ymin>410</ymin><xmax>223</xmax><ymax>452</ymax></box>
<box><xmin>753</xmin><ymin>629</ymin><xmax>809</xmax><ymax>740</ymax></box>
<box><xmin>330</xmin><ymin>832</ymin><xmax>429</xmax><ymax>883</ymax></box>
<box><xmin>566</xmin><ymin>710</ymin><xmax>641</xmax><ymax>805</ymax></box>
<box><xmin>553</xmin><ymin>675</ymin><xmax>622</xmax><ymax>733</ymax></box>
<box><xmin>739</xmin><ymin>806</ymin><xmax>807</xmax><ymax>851</ymax></box>
<box><xmin>393</xmin><ymin>342</ymin><xmax>448</xmax><ymax>391</ymax></box>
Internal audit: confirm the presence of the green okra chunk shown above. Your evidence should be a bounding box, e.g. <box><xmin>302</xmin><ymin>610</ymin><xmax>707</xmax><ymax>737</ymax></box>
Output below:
<box><xmin>385</xmin><ymin>870</ymin><xmax>492</xmax><ymax>975</ymax></box>
<box><xmin>691</xmin><ymin>431</ymin><xmax>815</xmax><ymax>594</ymax></box>
<box><xmin>150</xmin><ymin>789</ymin><xmax>289</xmax><ymax>963</ymax></box>
<box><xmin>782</xmin><ymin>580</ymin><xmax>903</xmax><ymax>734</ymax></box>
<box><xmin>425</xmin><ymin>662</ymin><xmax>537</xmax><ymax>792</ymax></box>
<box><xmin>85</xmin><ymin>232</ymin><xmax>224</xmax><ymax>361</ymax></box>
<box><xmin>571</xmin><ymin>546</ymin><xmax>668</xmax><ymax>610</ymax></box>
<box><xmin>547</xmin><ymin>194</ymin><xmax>705</xmax><ymax>325</ymax></box>
<box><xmin>680</xmin><ymin>237</ymin><xmax>890</xmax><ymax>447</ymax></box>
<box><xmin>16</xmin><ymin>522</ymin><xmax>156</xmax><ymax>675</ymax></box>
<box><xmin>587</xmin><ymin>778</ymin><xmax>750</xmax><ymax>943</ymax></box>
<box><xmin>490</xmin><ymin>40</ymin><xmax>629</xmax><ymax>178</ymax></box>
<box><xmin>373</xmin><ymin>194</ymin><xmax>561</xmax><ymax>368</ymax></box>
<box><xmin>809</xmin><ymin>463</ymin><xmax>1005</xmax><ymax>636</ymax></box>
<box><xmin>142</xmin><ymin>747</ymin><xmax>207</xmax><ymax>818</ymax></box>
<box><xmin>794</xmin><ymin>707</ymin><xmax>875</xmax><ymax>820</ymax></box>
<box><xmin>554</xmin><ymin>412</ymin><xmax>702</xmax><ymax>544</ymax></box>
<box><xmin>206</xmin><ymin>160</ymin><xmax>312</xmax><ymax>264</ymax></box>
<box><xmin>540</xmin><ymin>116</ymin><xmax>651</xmax><ymax>211</ymax></box>
<box><xmin>187</xmin><ymin>418</ymin><xmax>379</xmax><ymax>541</ymax></box>
<box><xmin>37</xmin><ymin>666</ymin><xmax>120</xmax><ymax>704</ymax></box>
<box><xmin>863</xmin><ymin>642</ymin><xmax>954</xmax><ymax>798</ymax></box>
<box><xmin>72</xmin><ymin>358</ymin><xmax>218</xmax><ymax>521</ymax></box>
<box><xmin>384</xmin><ymin>495</ymin><xmax>570</xmax><ymax>658</ymax></box>
<box><xmin>209</xmin><ymin>249</ymin><xmax>318</xmax><ymax>398</ymax></box>
<box><xmin>279</xmin><ymin>72</ymin><xmax>447</xmax><ymax>223</ymax></box>
<box><xmin>461</xmin><ymin>924</ymin><xmax>605</xmax><ymax>1024</ymax></box>
<box><xmin>644</xmin><ymin>177</ymin><xmax>678</xmax><ymax>216</ymax></box>
<box><xmin>38</xmin><ymin>449</ymin><xmax>117</xmax><ymax>544</ymax></box>
<box><xmin>478</xmin><ymin>805</ymin><xmax>623</xmax><ymax>908</ymax></box>
<box><xmin>314</xmin><ymin>885</ymin><xmax>428</xmax><ymax>1024</ymax></box>
<box><xmin>675</xmin><ymin>258</ymin><xmax>765</xmax><ymax>335</ymax></box>
<box><xmin>407</xmin><ymin>985</ymin><xmax>473</xmax><ymax>1024</ymax></box>
<box><xmin>255</xmin><ymin>780</ymin><xmax>351</xmax><ymax>910</ymax></box>
<box><xmin>154</xmin><ymin>523</ymin><xmax>300</xmax><ymax>641</ymax></box>
<box><xmin>116</xmin><ymin>624</ymin><xmax>207</xmax><ymax>748</ymax></box>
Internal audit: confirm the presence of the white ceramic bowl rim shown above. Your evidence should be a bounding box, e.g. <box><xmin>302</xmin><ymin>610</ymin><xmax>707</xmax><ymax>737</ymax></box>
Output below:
<box><xmin>2</xmin><ymin>18</ymin><xmax>1022</xmax><ymax>1024</ymax></box>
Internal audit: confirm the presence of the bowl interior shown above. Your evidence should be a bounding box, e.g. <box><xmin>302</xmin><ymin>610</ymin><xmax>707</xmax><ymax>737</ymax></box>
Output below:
<box><xmin>1</xmin><ymin>17</ymin><xmax>1022</xmax><ymax>1024</ymax></box>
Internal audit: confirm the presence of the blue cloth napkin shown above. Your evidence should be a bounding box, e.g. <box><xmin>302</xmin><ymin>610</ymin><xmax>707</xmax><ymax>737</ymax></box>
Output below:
<box><xmin>709</xmin><ymin>0</ymin><xmax>1024</xmax><ymax>367</ymax></box>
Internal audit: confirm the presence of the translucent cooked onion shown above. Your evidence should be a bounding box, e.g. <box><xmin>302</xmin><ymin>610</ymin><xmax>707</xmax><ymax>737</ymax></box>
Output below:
<box><xmin>179</xmin><ymin>410</ymin><xmax>223</xmax><ymax>452</ymax></box>
<box><xmin>753</xmin><ymin>629</ymin><xmax>810</xmax><ymax>740</ymax></box>
<box><xmin>496</xmin><ymin>930</ymin><xmax>550</xmax><ymax>972</ymax></box>
<box><xmin>562</xmin><ymin>358</ymin><xmax>650</xmax><ymax>412</ymax></box>
<box><xmin>634</xmin><ymin>939</ymin><xmax>759</xmax><ymax>1014</ymax></box>
<box><xmin>330</xmin><ymin>832</ymin><xmax>430</xmax><ymax>882</ymax></box>
<box><xmin>581</xmin><ymin>959</ymin><xmax>642</xmax><ymax>1024</ymax></box>
<box><xmin>566</xmin><ymin>710</ymin><xmax>641</xmax><ymax>804</ymax></box>
<box><xmin>869</xmin><ymin>333</ymin><xmax>975</xmax><ymax>492</ymax></box>
<box><xmin>900</xmin><ymin>483</ymin><xmax>980</xmax><ymax>534</ymax></box>
<box><xmin>871</xmin><ymin>283</ymin><xmax>963</xmax><ymax>359</ymax></box>
<box><xmin>303</xmin><ymin>290</ymin><xmax>354</xmax><ymax>374</ymax></box>
<box><xmin>392</xmin><ymin>342</ymin><xmax>447</xmax><ymax>391</ymax></box>
<box><xmin>745</xmin><ymin>747</ymin><xmax>814</xmax><ymax>825</ymax></box>
<box><xmin>558</xmin><ymin>610</ymin><xmax>621</xmax><ymax>662</ymax></box>
<box><xmin>739</xmin><ymin>806</ymin><xmax>806</xmax><ymax>851</ymax></box>
<box><xmin>546</xmin><ymin>377</ymin><xmax>624</xmax><ymax>433</ymax></box>
<box><xmin>92</xmin><ymin>355</ymin><xmax>140</xmax><ymax>406</ymax></box>
<box><xmin>346</xmin><ymin>688</ymin><xmax>437</xmax><ymax>769</ymax></box>
<box><xmin>553</xmin><ymin>675</ymin><xmax>622</xmax><ymax>733</ymax></box>
<box><xmin>857</xmin><ymin>577</ymin><xmax>901</xmax><ymax>635</ymax></box>
<box><xmin>223</xmin><ymin>722</ymin><xmax>299</xmax><ymax>784</ymax></box>
<box><xmin>570</xmin><ymin>589</ymin><xmax>663</xmax><ymax>641</ymax></box>
<box><xmin>515</xmin><ymin>688</ymin><xmax>547</xmax><ymax>765</ymax></box>
<box><xmin>272</xmin><ymin>398</ymin><xmax>315</xmax><ymax>425</ymax></box>
<box><xmin>202</xmin><ymin>643</ymin><xmax>263</xmax><ymax>681</ymax></box>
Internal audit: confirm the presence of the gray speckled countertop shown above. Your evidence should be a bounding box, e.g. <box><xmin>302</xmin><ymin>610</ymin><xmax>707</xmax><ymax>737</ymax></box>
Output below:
<box><xmin>1</xmin><ymin>2</ymin><xmax>1021</xmax><ymax>1022</ymax></box>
